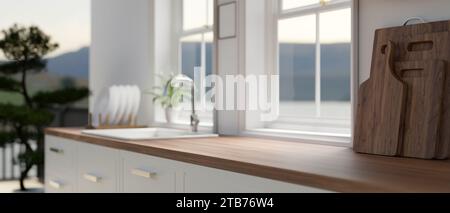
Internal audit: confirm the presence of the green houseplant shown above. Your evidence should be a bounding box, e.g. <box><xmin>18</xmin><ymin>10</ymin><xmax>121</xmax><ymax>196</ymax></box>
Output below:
<box><xmin>148</xmin><ymin>74</ymin><xmax>190</xmax><ymax>123</ymax></box>
<box><xmin>0</xmin><ymin>24</ymin><xmax>89</xmax><ymax>191</ymax></box>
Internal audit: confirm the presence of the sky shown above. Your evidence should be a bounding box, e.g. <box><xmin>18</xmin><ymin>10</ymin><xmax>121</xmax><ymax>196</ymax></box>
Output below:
<box><xmin>0</xmin><ymin>0</ymin><xmax>90</xmax><ymax>60</ymax></box>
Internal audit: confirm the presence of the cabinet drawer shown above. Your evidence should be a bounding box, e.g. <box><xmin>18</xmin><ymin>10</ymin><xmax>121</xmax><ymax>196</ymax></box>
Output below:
<box><xmin>45</xmin><ymin>136</ymin><xmax>75</xmax><ymax>174</ymax></box>
<box><xmin>122</xmin><ymin>151</ymin><xmax>177</xmax><ymax>193</ymax></box>
<box><xmin>45</xmin><ymin>172</ymin><xmax>75</xmax><ymax>193</ymax></box>
<box><xmin>77</xmin><ymin>142</ymin><xmax>119</xmax><ymax>193</ymax></box>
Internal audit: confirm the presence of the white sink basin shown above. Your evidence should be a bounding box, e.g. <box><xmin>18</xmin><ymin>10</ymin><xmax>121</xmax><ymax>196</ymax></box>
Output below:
<box><xmin>81</xmin><ymin>128</ymin><xmax>218</xmax><ymax>141</ymax></box>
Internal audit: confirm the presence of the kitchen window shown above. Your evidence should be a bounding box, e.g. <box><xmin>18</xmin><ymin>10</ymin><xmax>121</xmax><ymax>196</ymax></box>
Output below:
<box><xmin>257</xmin><ymin>0</ymin><xmax>353</xmax><ymax>140</ymax></box>
<box><xmin>177</xmin><ymin>0</ymin><xmax>214</xmax><ymax>126</ymax></box>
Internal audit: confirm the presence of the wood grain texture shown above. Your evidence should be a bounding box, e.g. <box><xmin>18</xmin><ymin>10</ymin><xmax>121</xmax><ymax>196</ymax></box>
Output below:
<box><xmin>355</xmin><ymin>20</ymin><xmax>450</xmax><ymax>159</ymax></box>
<box><xmin>398</xmin><ymin>30</ymin><xmax>449</xmax><ymax>159</ymax></box>
<box><xmin>397</xmin><ymin>60</ymin><xmax>446</xmax><ymax>159</ymax></box>
<box><xmin>354</xmin><ymin>41</ymin><xmax>407</xmax><ymax>156</ymax></box>
<box><xmin>45</xmin><ymin>128</ymin><xmax>450</xmax><ymax>193</ymax></box>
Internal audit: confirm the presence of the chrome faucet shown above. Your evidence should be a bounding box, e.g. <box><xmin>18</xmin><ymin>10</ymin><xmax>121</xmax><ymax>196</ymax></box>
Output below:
<box><xmin>171</xmin><ymin>74</ymin><xmax>199</xmax><ymax>132</ymax></box>
<box><xmin>189</xmin><ymin>84</ymin><xmax>200</xmax><ymax>132</ymax></box>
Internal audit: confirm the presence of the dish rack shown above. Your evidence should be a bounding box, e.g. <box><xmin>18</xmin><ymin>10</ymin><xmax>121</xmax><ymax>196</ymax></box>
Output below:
<box><xmin>86</xmin><ymin>113</ymin><xmax>146</xmax><ymax>129</ymax></box>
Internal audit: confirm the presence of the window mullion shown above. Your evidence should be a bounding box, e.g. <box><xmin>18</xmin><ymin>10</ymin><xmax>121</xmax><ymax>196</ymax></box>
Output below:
<box><xmin>200</xmin><ymin>33</ymin><xmax>207</xmax><ymax>107</ymax></box>
<box><xmin>315</xmin><ymin>11</ymin><xmax>321</xmax><ymax>118</ymax></box>
<box><xmin>182</xmin><ymin>28</ymin><xmax>213</xmax><ymax>37</ymax></box>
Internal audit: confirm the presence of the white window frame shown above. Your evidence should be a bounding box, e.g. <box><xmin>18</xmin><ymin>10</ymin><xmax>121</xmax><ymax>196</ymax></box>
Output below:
<box><xmin>244</xmin><ymin>0</ymin><xmax>358</xmax><ymax>146</ymax></box>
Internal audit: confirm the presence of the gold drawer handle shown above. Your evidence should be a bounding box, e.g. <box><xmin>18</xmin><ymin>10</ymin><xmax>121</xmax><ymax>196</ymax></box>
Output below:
<box><xmin>49</xmin><ymin>147</ymin><xmax>64</xmax><ymax>154</ymax></box>
<box><xmin>83</xmin><ymin>173</ymin><xmax>102</xmax><ymax>183</ymax></box>
<box><xmin>131</xmin><ymin>168</ymin><xmax>156</xmax><ymax>179</ymax></box>
<box><xmin>49</xmin><ymin>180</ymin><xmax>63</xmax><ymax>189</ymax></box>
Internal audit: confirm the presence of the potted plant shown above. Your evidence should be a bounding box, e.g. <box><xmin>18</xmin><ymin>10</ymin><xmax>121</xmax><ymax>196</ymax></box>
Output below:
<box><xmin>148</xmin><ymin>74</ymin><xmax>190</xmax><ymax>124</ymax></box>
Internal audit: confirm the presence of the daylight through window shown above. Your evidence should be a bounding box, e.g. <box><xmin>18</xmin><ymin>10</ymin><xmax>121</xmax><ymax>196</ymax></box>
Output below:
<box><xmin>269</xmin><ymin>0</ymin><xmax>352</xmax><ymax>136</ymax></box>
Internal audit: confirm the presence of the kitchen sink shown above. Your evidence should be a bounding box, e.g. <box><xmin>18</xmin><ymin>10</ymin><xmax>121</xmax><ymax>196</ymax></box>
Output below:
<box><xmin>81</xmin><ymin>128</ymin><xmax>218</xmax><ymax>141</ymax></box>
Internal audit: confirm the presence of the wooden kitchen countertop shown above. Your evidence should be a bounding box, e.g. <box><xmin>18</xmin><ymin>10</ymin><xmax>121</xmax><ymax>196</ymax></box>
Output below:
<box><xmin>45</xmin><ymin>128</ymin><xmax>450</xmax><ymax>193</ymax></box>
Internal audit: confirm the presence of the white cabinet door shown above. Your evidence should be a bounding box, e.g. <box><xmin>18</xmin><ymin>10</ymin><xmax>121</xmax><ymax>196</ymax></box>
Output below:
<box><xmin>121</xmin><ymin>151</ymin><xmax>178</xmax><ymax>193</ymax></box>
<box><xmin>45</xmin><ymin>136</ymin><xmax>77</xmax><ymax>193</ymax></box>
<box><xmin>45</xmin><ymin>136</ymin><xmax>75</xmax><ymax>175</ymax></box>
<box><xmin>183</xmin><ymin>164</ymin><xmax>329</xmax><ymax>193</ymax></box>
<box><xmin>76</xmin><ymin>142</ymin><xmax>119</xmax><ymax>193</ymax></box>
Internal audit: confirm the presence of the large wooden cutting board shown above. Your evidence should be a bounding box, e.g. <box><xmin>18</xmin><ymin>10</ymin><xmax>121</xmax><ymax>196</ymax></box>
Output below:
<box><xmin>396</xmin><ymin>28</ymin><xmax>450</xmax><ymax>159</ymax></box>
<box><xmin>354</xmin><ymin>41</ymin><xmax>407</xmax><ymax>156</ymax></box>
<box><xmin>397</xmin><ymin>60</ymin><xmax>447</xmax><ymax>159</ymax></box>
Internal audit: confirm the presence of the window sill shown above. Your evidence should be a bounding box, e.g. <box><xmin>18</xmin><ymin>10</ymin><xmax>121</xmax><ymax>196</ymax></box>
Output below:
<box><xmin>242</xmin><ymin>128</ymin><xmax>351</xmax><ymax>147</ymax></box>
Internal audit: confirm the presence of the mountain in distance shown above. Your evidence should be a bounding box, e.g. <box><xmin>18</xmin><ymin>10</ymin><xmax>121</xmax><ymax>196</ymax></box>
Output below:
<box><xmin>0</xmin><ymin>47</ymin><xmax>89</xmax><ymax>107</ymax></box>
<box><xmin>47</xmin><ymin>47</ymin><xmax>89</xmax><ymax>79</ymax></box>
<box><xmin>0</xmin><ymin>47</ymin><xmax>89</xmax><ymax>91</ymax></box>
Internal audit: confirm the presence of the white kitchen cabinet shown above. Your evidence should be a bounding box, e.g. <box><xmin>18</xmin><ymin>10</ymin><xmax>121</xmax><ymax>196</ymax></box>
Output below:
<box><xmin>45</xmin><ymin>135</ymin><xmax>327</xmax><ymax>193</ymax></box>
<box><xmin>76</xmin><ymin>142</ymin><xmax>119</xmax><ymax>193</ymax></box>
<box><xmin>45</xmin><ymin>136</ymin><xmax>76</xmax><ymax>193</ymax></box>
<box><xmin>45</xmin><ymin>136</ymin><xmax>75</xmax><ymax>175</ymax></box>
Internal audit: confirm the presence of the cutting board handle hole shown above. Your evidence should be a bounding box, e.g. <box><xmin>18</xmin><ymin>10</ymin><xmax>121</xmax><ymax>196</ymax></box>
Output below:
<box><xmin>381</xmin><ymin>45</ymin><xmax>388</xmax><ymax>54</ymax></box>
<box><xmin>407</xmin><ymin>41</ymin><xmax>434</xmax><ymax>52</ymax></box>
<box><xmin>401</xmin><ymin>68</ymin><xmax>424</xmax><ymax>78</ymax></box>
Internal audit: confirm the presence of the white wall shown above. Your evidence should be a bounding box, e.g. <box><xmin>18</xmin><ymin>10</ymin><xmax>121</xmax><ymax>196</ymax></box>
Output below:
<box><xmin>153</xmin><ymin>0</ymin><xmax>177</xmax><ymax>76</ymax></box>
<box><xmin>91</xmin><ymin>0</ymin><xmax>153</xmax><ymax>124</ymax></box>
<box><xmin>91</xmin><ymin>0</ymin><xmax>177</xmax><ymax>125</ymax></box>
<box><xmin>358</xmin><ymin>0</ymin><xmax>450</xmax><ymax>83</ymax></box>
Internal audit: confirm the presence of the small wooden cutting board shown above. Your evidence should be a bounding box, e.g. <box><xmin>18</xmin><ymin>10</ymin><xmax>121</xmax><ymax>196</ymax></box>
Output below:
<box><xmin>354</xmin><ymin>41</ymin><xmax>407</xmax><ymax>156</ymax></box>
<box><xmin>397</xmin><ymin>60</ymin><xmax>447</xmax><ymax>159</ymax></box>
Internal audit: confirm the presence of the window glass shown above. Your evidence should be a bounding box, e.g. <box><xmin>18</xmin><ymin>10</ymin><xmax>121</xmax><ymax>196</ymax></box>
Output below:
<box><xmin>278</xmin><ymin>14</ymin><xmax>317</xmax><ymax>119</ymax></box>
<box><xmin>179</xmin><ymin>33</ymin><xmax>214</xmax><ymax>126</ymax></box>
<box><xmin>181</xmin><ymin>34</ymin><xmax>202</xmax><ymax>79</ymax></box>
<box><xmin>320</xmin><ymin>8</ymin><xmax>351</xmax><ymax>120</ymax></box>
<box><xmin>183</xmin><ymin>0</ymin><xmax>213</xmax><ymax>30</ymax></box>
<box><xmin>178</xmin><ymin>1</ymin><xmax>214</xmax><ymax>126</ymax></box>
<box><xmin>272</xmin><ymin>2</ymin><xmax>352</xmax><ymax>135</ymax></box>
<box><xmin>207</xmin><ymin>0</ymin><xmax>214</xmax><ymax>27</ymax></box>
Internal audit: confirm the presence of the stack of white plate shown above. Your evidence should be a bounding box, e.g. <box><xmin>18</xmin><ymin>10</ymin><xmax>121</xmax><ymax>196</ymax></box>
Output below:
<box><xmin>92</xmin><ymin>85</ymin><xmax>141</xmax><ymax>127</ymax></box>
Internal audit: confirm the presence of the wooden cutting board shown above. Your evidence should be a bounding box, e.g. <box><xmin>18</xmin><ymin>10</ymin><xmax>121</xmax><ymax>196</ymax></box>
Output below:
<box><xmin>354</xmin><ymin>41</ymin><xmax>407</xmax><ymax>156</ymax></box>
<box><xmin>397</xmin><ymin>60</ymin><xmax>447</xmax><ymax>159</ymax></box>
<box><xmin>354</xmin><ymin>20</ymin><xmax>450</xmax><ymax>159</ymax></box>
<box><xmin>398</xmin><ymin>31</ymin><xmax>450</xmax><ymax>159</ymax></box>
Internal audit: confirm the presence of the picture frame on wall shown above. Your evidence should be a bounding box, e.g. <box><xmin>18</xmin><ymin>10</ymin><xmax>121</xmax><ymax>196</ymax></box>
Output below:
<box><xmin>218</xmin><ymin>2</ymin><xmax>237</xmax><ymax>40</ymax></box>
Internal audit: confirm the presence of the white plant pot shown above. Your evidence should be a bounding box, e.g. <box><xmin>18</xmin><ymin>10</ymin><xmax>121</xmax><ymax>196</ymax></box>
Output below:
<box><xmin>165</xmin><ymin>107</ymin><xmax>181</xmax><ymax>124</ymax></box>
